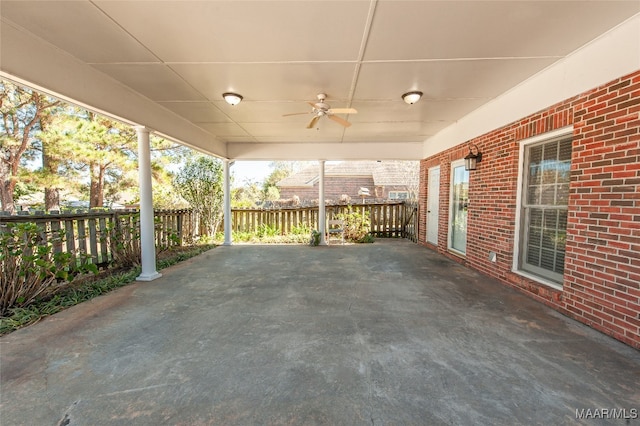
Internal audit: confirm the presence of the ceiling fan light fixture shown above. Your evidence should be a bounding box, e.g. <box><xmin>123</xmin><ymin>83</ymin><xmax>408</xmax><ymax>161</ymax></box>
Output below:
<box><xmin>222</xmin><ymin>92</ymin><xmax>243</xmax><ymax>106</ymax></box>
<box><xmin>402</xmin><ymin>91</ymin><xmax>423</xmax><ymax>105</ymax></box>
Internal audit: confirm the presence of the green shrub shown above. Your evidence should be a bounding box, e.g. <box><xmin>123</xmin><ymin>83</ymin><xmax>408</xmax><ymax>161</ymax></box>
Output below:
<box><xmin>291</xmin><ymin>224</ymin><xmax>311</xmax><ymax>236</ymax></box>
<box><xmin>107</xmin><ymin>213</ymin><xmax>141</xmax><ymax>268</ymax></box>
<box><xmin>258</xmin><ymin>234</ymin><xmax>308</xmax><ymax>244</ymax></box>
<box><xmin>232</xmin><ymin>231</ymin><xmax>255</xmax><ymax>242</ymax></box>
<box><xmin>336</xmin><ymin>206</ymin><xmax>372</xmax><ymax>243</ymax></box>
<box><xmin>196</xmin><ymin>234</ymin><xmax>217</xmax><ymax>245</ymax></box>
<box><xmin>0</xmin><ymin>222</ymin><xmax>75</xmax><ymax>315</ymax></box>
<box><xmin>257</xmin><ymin>223</ymin><xmax>279</xmax><ymax>238</ymax></box>
<box><xmin>309</xmin><ymin>230</ymin><xmax>321</xmax><ymax>246</ymax></box>
<box><xmin>360</xmin><ymin>233</ymin><xmax>375</xmax><ymax>244</ymax></box>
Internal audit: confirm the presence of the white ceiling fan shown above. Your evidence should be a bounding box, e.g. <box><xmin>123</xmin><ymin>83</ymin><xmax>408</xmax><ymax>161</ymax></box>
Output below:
<box><xmin>283</xmin><ymin>93</ymin><xmax>357</xmax><ymax>129</ymax></box>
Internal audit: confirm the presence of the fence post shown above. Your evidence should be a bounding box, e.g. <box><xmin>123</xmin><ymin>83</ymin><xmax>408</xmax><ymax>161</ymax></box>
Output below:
<box><xmin>77</xmin><ymin>217</ymin><xmax>87</xmax><ymax>265</ymax></box>
<box><xmin>177</xmin><ymin>212</ymin><xmax>183</xmax><ymax>246</ymax></box>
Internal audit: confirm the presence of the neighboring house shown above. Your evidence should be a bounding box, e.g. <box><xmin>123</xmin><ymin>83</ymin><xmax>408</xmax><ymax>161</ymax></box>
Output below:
<box><xmin>277</xmin><ymin>161</ymin><xmax>418</xmax><ymax>203</ymax></box>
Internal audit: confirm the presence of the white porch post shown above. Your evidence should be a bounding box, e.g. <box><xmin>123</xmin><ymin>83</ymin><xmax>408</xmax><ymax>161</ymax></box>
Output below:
<box><xmin>318</xmin><ymin>160</ymin><xmax>327</xmax><ymax>246</ymax></box>
<box><xmin>223</xmin><ymin>159</ymin><xmax>232</xmax><ymax>246</ymax></box>
<box><xmin>135</xmin><ymin>126</ymin><xmax>161</xmax><ymax>281</ymax></box>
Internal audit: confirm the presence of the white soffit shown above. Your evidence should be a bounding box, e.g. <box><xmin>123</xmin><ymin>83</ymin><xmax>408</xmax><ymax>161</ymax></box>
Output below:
<box><xmin>423</xmin><ymin>13</ymin><xmax>640</xmax><ymax>158</ymax></box>
<box><xmin>0</xmin><ymin>21</ymin><xmax>227</xmax><ymax>157</ymax></box>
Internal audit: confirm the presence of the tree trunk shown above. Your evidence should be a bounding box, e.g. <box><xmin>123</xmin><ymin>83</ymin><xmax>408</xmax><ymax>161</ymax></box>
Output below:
<box><xmin>0</xmin><ymin>178</ymin><xmax>16</xmax><ymax>214</ymax></box>
<box><xmin>89</xmin><ymin>163</ymin><xmax>105</xmax><ymax>208</ymax></box>
<box><xmin>44</xmin><ymin>188</ymin><xmax>60</xmax><ymax>211</ymax></box>
<box><xmin>43</xmin><ymin>149</ymin><xmax>60</xmax><ymax>211</ymax></box>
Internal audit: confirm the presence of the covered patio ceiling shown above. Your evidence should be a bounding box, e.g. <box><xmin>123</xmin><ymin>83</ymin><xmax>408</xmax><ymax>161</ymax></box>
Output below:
<box><xmin>1</xmin><ymin>1</ymin><xmax>639</xmax><ymax>161</ymax></box>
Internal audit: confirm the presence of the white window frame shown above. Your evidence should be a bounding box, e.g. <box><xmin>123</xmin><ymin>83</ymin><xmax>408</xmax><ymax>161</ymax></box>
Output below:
<box><xmin>512</xmin><ymin>126</ymin><xmax>573</xmax><ymax>291</ymax></box>
<box><xmin>388</xmin><ymin>191</ymin><xmax>409</xmax><ymax>200</ymax></box>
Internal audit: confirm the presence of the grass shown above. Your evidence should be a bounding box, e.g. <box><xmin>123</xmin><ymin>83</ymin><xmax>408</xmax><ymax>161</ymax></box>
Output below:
<box><xmin>0</xmin><ymin>244</ymin><xmax>215</xmax><ymax>336</ymax></box>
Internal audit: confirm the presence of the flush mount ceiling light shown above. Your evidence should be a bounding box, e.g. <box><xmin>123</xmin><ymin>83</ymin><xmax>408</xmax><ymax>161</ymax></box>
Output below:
<box><xmin>222</xmin><ymin>92</ymin><xmax>243</xmax><ymax>106</ymax></box>
<box><xmin>402</xmin><ymin>91</ymin><xmax>423</xmax><ymax>105</ymax></box>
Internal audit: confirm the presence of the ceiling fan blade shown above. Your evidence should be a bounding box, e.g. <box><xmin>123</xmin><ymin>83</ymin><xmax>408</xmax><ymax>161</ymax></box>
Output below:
<box><xmin>306</xmin><ymin>115</ymin><xmax>320</xmax><ymax>129</ymax></box>
<box><xmin>307</xmin><ymin>102</ymin><xmax>318</xmax><ymax>108</ymax></box>
<box><xmin>282</xmin><ymin>112</ymin><xmax>311</xmax><ymax>117</ymax></box>
<box><xmin>328</xmin><ymin>108</ymin><xmax>358</xmax><ymax>114</ymax></box>
<box><xmin>328</xmin><ymin>114</ymin><xmax>351</xmax><ymax>128</ymax></box>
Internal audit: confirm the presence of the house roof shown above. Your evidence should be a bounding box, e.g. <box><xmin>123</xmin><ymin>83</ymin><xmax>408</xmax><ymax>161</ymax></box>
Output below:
<box><xmin>276</xmin><ymin>166</ymin><xmax>321</xmax><ymax>187</ymax></box>
<box><xmin>277</xmin><ymin>161</ymin><xmax>418</xmax><ymax>188</ymax></box>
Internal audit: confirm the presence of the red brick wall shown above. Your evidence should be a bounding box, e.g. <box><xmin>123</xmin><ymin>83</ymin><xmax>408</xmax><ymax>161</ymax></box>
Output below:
<box><xmin>419</xmin><ymin>70</ymin><xmax>640</xmax><ymax>349</ymax></box>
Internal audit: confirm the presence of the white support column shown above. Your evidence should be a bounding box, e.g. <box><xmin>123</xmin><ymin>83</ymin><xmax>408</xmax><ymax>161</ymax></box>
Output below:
<box><xmin>135</xmin><ymin>126</ymin><xmax>161</xmax><ymax>282</ymax></box>
<box><xmin>223</xmin><ymin>159</ymin><xmax>232</xmax><ymax>246</ymax></box>
<box><xmin>318</xmin><ymin>160</ymin><xmax>327</xmax><ymax>246</ymax></box>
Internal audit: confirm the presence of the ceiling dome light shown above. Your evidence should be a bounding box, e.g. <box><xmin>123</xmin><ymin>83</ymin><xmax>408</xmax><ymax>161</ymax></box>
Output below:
<box><xmin>402</xmin><ymin>91</ymin><xmax>423</xmax><ymax>105</ymax></box>
<box><xmin>222</xmin><ymin>92</ymin><xmax>243</xmax><ymax>105</ymax></box>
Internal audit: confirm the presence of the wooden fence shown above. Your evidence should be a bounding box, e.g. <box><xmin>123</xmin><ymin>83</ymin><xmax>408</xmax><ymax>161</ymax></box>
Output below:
<box><xmin>1</xmin><ymin>202</ymin><xmax>418</xmax><ymax>268</ymax></box>
<box><xmin>0</xmin><ymin>209</ymin><xmax>197</xmax><ymax>267</ymax></box>
<box><xmin>232</xmin><ymin>202</ymin><xmax>419</xmax><ymax>241</ymax></box>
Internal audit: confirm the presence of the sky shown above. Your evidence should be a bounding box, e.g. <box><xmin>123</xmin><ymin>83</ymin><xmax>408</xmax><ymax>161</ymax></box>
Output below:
<box><xmin>230</xmin><ymin>161</ymin><xmax>273</xmax><ymax>188</ymax></box>
<box><xmin>230</xmin><ymin>160</ymin><xmax>339</xmax><ymax>188</ymax></box>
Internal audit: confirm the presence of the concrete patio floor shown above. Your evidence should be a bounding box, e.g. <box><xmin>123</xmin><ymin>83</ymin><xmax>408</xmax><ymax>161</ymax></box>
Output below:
<box><xmin>1</xmin><ymin>240</ymin><xmax>639</xmax><ymax>425</ymax></box>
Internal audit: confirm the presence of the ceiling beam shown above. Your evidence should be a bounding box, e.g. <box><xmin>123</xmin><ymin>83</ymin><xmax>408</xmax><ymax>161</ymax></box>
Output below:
<box><xmin>227</xmin><ymin>142</ymin><xmax>423</xmax><ymax>161</ymax></box>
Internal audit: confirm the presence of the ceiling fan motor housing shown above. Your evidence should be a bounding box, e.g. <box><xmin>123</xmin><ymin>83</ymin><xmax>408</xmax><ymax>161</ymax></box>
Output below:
<box><xmin>282</xmin><ymin>93</ymin><xmax>355</xmax><ymax>128</ymax></box>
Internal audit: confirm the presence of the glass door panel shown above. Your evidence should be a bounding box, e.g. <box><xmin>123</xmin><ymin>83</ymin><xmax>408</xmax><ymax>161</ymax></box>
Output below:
<box><xmin>450</xmin><ymin>162</ymin><xmax>469</xmax><ymax>254</ymax></box>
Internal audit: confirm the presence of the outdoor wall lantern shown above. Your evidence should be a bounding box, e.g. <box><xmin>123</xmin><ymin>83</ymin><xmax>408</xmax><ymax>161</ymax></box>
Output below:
<box><xmin>222</xmin><ymin>92</ymin><xmax>243</xmax><ymax>105</ymax></box>
<box><xmin>464</xmin><ymin>144</ymin><xmax>483</xmax><ymax>171</ymax></box>
<box><xmin>401</xmin><ymin>91</ymin><xmax>423</xmax><ymax>104</ymax></box>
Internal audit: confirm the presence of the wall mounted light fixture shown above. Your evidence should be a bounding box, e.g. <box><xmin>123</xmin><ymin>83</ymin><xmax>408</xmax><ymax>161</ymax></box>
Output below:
<box><xmin>222</xmin><ymin>92</ymin><xmax>243</xmax><ymax>105</ymax></box>
<box><xmin>402</xmin><ymin>91</ymin><xmax>423</xmax><ymax>104</ymax></box>
<box><xmin>464</xmin><ymin>144</ymin><xmax>483</xmax><ymax>171</ymax></box>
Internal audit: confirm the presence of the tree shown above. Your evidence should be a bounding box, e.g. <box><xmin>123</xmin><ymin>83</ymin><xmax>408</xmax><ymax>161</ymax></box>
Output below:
<box><xmin>148</xmin><ymin>138</ymin><xmax>192</xmax><ymax>209</ymax></box>
<box><xmin>173</xmin><ymin>155</ymin><xmax>224</xmax><ymax>236</ymax></box>
<box><xmin>2</xmin><ymin>82</ymin><xmax>196</xmax><ymax>212</ymax></box>
<box><xmin>232</xmin><ymin>179</ymin><xmax>263</xmax><ymax>208</ymax></box>
<box><xmin>262</xmin><ymin>161</ymin><xmax>312</xmax><ymax>200</ymax></box>
<box><xmin>35</xmin><ymin>112</ymin><xmax>80</xmax><ymax>210</ymax></box>
<box><xmin>66</xmin><ymin>111</ymin><xmax>137</xmax><ymax>208</ymax></box>
<box><xmin>264</xmin><ymin>186</ymin><xmax>280</xmax><ymax>201</ymax></box>
<box><xmin>395</xmin><ymin>161</ymin><xmax>420</xmax><ymax>201</ymax></box>
<box><xmin>36</xmin><ymin>107</ymin><xmax>191</xmax><ymax>209</ymax></box>
<box><xmin>0</xmin><ymin>80</ymin><xmax>60</xmax><ymax>213</ymax></box>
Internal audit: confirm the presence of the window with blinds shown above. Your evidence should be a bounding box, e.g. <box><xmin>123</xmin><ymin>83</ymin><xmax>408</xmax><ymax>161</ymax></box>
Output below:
<box><xmin>520</xmin><ymin>137</ymin><xmax>572</xmax><ymax>283</ymax></box>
